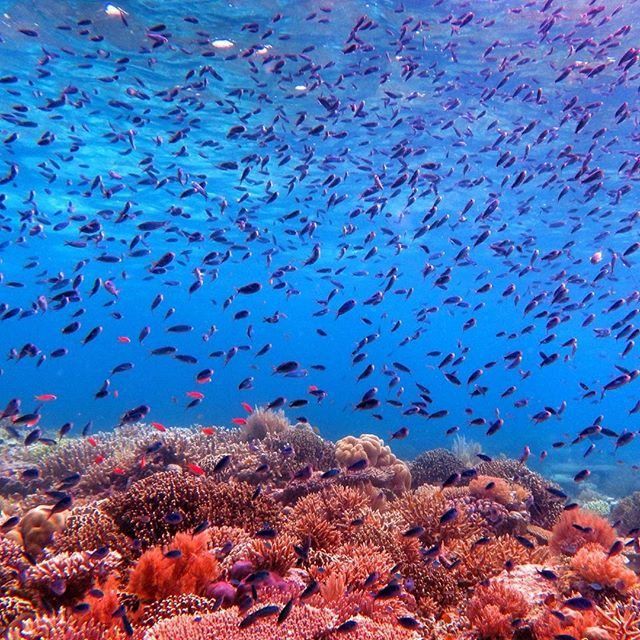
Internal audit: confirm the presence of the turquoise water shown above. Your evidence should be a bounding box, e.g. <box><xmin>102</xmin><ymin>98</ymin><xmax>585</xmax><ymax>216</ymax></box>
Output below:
<box><xmin>0</xmin><ymin>0</ymin><xmax>639</xmax><ymax>496</ymax></box>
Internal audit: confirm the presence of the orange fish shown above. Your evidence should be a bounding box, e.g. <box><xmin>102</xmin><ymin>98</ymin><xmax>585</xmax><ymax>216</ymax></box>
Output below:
<box><xmin>186</xmin><ymin>391</ymin><xmax>205</xmax><ymax>400</ymax></box>
<box><xmin>34</xmin><ymin>394</ymin><xmax>57</xmax><ymax>402</ymax></box>
<box><xmin>151</xmin><ymin>422</ymin><xmax>167</xmax><ymax>432</ymax></box>
<box><xmin>187</xmin><ymin>462</ymin><xmax>205</xmax><ymax>476</ymax></box>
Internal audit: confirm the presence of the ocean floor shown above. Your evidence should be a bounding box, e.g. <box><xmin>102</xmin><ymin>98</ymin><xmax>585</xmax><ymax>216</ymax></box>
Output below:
<box><xmin>1</xmin><ymin>408</ymin><xmax>640</xmax><ymax>639</ymax></box>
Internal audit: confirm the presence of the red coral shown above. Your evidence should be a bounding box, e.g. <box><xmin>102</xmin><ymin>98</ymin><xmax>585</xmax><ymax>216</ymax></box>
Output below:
<box><xmin>467</xmin><ymin>581</ymin><xmax>530</xmax><ymax>639</ymax></box>
<box><xmin>549</xmin><ymin>508</ymin><xmax>616</xmax><ymax>556</ymax></box>
<box><xmin>127</xmin><ymin>532</ymin><xmax>220</xmax><ymax>602</ymax></box>
<box><xmin>569</xmin><ymin>543</ymin><xmax>638</xmax><ymax>594</ymax></box>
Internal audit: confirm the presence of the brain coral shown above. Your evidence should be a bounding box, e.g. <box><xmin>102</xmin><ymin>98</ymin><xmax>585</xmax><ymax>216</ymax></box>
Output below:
<box><xmin>335</xmin><ymin>434</ymin><xmax>411</xmax><ymax>492</ymax></box>
<box><xmin>410</xmin><ymin>448</ymin><xmax>466</xmax><ymax>488</ymax></box>
<box><xmin>6</xmin><ymin>504</ymin><xmax>67</xmax><ymax>557</ymax></box>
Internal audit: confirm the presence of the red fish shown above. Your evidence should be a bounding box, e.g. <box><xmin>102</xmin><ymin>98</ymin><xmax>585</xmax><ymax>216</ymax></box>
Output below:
<box><xmin>187</xmin><ymin>462</ymin><xmax>205</xmax><ymax>476</ymax></box>
<box><xmin>186</xmin><ymin>391</ymin><xmax>204</xmax><ymax>400</ymax></box>
<box><xmin>232</xmin><ymin>417</ymin><xmax>247</xmax><ymax>425</ymax></box>
<box><xmin>34</xmin><ymin>394</ymin><xmax>57</xmax><ymax>401</ymax></box>
<box><xmin>241</xmin><ymin>402</ymin><xmax>253</xmax><ymax>414</ymax></box>
<box><xmin>151</xmin><ymin>422</ymin><xmax>167</xmax><ymax>432</ymax></box>
<box><xmin>117</xmin><ymin>336</ymin><xmax>131</xmax><ymax>343</ymax></box>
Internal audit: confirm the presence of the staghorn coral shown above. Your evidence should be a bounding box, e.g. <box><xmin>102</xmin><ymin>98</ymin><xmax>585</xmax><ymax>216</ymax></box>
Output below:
<box><xmin>549</xmin><ymin>508</ymin><xmax>617</xmax><ymax>556</ymax></box>
<box><xmin>241</xmin><ymin>407</ymin><xmax>291</xmax><ymax>440</ymax></box>
<box><xmin>106</xmin><ymin>470</ymin><xmax>211</xmax><ymax>547</ymax></box>
<box><xmin>476</xmin><ymin>458</ymin><xmax>565</xmax><ymax>528</ymax></box>
<box><xmin>467</xmin><ymin>580</ymin><xmax>530</xmax><ymax>639</ymax></box>
<box><xmin>143</xmin><ymin>603</ymin><xmax>336</xmax><ymax>640</ymax></box>
<box><xmin>410</xmin><ymin>448</ymin><xmax>466</xmax><ymax>488</ymax></box>
<box><xmin>127</xmin><ymin>532</ymin><xmax>220</xmax><ymax>602</ymax></box>
<box><xmin>568</xmin><ymin>543</ymin><xmax>638</xmax><ymax>595</ymax></box>
<box><xmin>7</xmin><ymin>613</ymin><xmax>129</xmax><ymax>640</ymax></box>
<box><xmin>23</xmin><ymin>549</ymin><xmax>121</xmax><ymax>607</ymax></box>
<box><xmin>335</xmin><ymin>434</ymin><xmax>411</xmax><ymax>492</ymax></box>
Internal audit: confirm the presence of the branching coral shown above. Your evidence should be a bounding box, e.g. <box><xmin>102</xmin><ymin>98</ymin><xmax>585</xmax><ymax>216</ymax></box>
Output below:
<box><xmin>410</xmin><ymin>448</ymin><xmax>466</xmax><ymax>488</ymax></box>
<box><xmin>106</xmin><ymin>470</ymin><xmax>211</xmax><ymax>547</ymax></box>
<box><xmin>467</xmin><ymin>581</ymin><xmax>530</xmax><ymax>639</ymax></box>
<box><xmin>549</xmin><ymin>508</ymin><xmax>617</xmax><ymax>556</ymax></box>
<box><xmin>140</xmin><ymin>594</ymin><xmax>220</xmax><ymax>626</ymax></box>
<box><xmin>612</xmin><ymin>491</ymin><xmax>640</xmax><ymax>536</ymax></box>
<box><xmin>53</xmin><ymin>502</ymin><xmax>131</xmax><ymax>557</ymax></box>
<box><xmin>127</xmin><ymin>532</ymin><xmax>220</xmax><ymax>602</ymax></box>
<box><xmin>0</xmin><ymin>596</ymin><xmax>36</xmax><ymax>633</ymax></box>
<box><xmin>476</xmin><ymin>458</ymin><xmax>565</xmax><ymax>528</ymax></box>
<box><xmin>144</xmin><ymin>603</ymin><xmax>336</xmax><ymax>640</ymax></box>
<box><xmin>23</xmin><ymin>549</ymin><xmax>121</xmax><ymax>607</ymax></box>
<box><xmin>7</xmin><ymin>613</ymin><xmax>129</xmax><ymax>640</ymax></box>
<box><xmin>246</xmin><ymin>533</ymin><xmax>298</xmax><ymax>574</ymax></box>
<box><xmin>596</xmin><ymin>596</ymin><xmax>640</xmax><ymax>639</ymax></box>
<box><xmin>0</xmin><ymin>534</ymin><xmax>30</xmax><ymax>592</ymax></box>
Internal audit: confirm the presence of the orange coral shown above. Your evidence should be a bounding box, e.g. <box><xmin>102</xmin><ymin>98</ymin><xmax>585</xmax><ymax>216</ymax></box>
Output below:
<box><xmin>569</xmin><ymin>543</ymin><xmax>638</xmax><ymax>594</ymax></box>
<box><xmin>549</xmin><ymin>508</ymin><xmax>616</xmax><ymax>556</ymax></box>
<box><xmin>127</xmin><ymin>532</ymin><xmax>220</xmax><ymax>602</ymax></box>
<box><xmin>533</xmin><ymin>608</ymin><xmax>601</xmax><ymax>640</ymax></box>
<box><xmin>467</xmin><ymin>581</ymin><xmax>530</xmax><ymax>639</ymax></box>
<box><xmin>246</xmin><ymin>534</ymin><xmax>298</xmax><ymax>574</ymax></box>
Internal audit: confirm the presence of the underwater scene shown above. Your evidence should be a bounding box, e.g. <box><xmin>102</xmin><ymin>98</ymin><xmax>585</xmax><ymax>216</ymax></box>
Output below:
<box><xmin>1</xmin><ymin>0</ymin><xmax>640</xmax><ymax>637</ymax></box>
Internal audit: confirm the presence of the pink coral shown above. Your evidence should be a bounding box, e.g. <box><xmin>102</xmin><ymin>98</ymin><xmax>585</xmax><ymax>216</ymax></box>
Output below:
<box><xmin>467</xmin><ymin>581</ymin><xmax>530</xmax><ymax>639</ymax></box>
<box><xmin>569</xmin><ymin>543</ymin><xmax>638</xmax><ymax>594</ymax></box>
<box><xmin>549</xmin><ymin>508</ymin><xmax>616</xmax><ymax>556</ymax></box>
<box><xmin>144</xmin><ymin>603</ymin><xmax>336</xmax><ymax>639</ymax></box>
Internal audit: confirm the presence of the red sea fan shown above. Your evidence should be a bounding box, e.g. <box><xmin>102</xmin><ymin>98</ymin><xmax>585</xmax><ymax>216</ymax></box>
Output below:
<box><xmin>549</xmin><ymin>508</ymin><xmax>616</xmax><ymax>556</ymax></box>
<box><xmin>127</xmin><ymin>532</ymin><xmax>220</xmax><ymax>602</ymax></box>
<box><xmin>467</xmin><ymin>581</ymin><xmax>530</xmax><ymax>639</ymax></box>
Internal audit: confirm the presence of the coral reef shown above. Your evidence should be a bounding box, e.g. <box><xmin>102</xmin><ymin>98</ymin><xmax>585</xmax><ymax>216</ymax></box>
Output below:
<box><xmin>1</xmin><ymin>419</ymin><xmax>639</xmax><ymax>640</ymax></box>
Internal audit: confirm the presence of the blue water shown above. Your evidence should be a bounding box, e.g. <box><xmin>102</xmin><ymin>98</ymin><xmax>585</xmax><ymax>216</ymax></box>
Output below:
<box><xmin>0</xmin><ymin>0</ymin><xmax>639</xmax><ymax>493</ymax></box>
